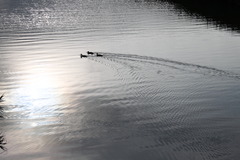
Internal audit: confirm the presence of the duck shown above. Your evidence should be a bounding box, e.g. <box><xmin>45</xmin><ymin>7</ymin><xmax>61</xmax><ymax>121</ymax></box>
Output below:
<box><xmin>80</xmin><ymin>54</ymin><xmax>88</xmax><ymax>58</ymax></box>
<box><xmin>96</xmin><ymin>53</ymin><xmax>103</xmax><ymax>57</ymax></box>
<box><xmin>87</xmin><ymin>51</ymin><xmax>94</xmax><ymax>55</ymax></box>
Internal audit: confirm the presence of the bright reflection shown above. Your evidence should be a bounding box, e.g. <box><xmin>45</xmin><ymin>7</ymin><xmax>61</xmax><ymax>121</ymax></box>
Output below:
<box><xmin>10</xmin><ymin>69</ymin><xmax>62</xmax><ymax>121</ymax></box>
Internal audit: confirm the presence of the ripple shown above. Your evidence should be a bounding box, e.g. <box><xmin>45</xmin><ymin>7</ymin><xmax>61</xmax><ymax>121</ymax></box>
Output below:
<box><xmin>1</xmin><ymin>0</ymin><xmax>240</xmax><ymax>159</ymax></box>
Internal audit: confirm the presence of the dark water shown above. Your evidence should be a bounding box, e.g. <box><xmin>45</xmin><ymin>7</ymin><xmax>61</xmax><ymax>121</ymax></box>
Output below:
<box><xmin>167</xmin><ymin>0</ymin><xmax>240</xmax><ymax>31</ymax></box>
<box><xmin>1</xmin><ymin>0</ymin><xmax>240</xmax><ymax>159</ymax></box>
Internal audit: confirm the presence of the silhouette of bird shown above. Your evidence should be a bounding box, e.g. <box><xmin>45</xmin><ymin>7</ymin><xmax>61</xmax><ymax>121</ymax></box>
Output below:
<box><xmin>80</xmin><ymin>54</ymin><xmax>88</xmax><ymax>58</ymax></box>
<box><xmin>87</xmin><ymin>51</ymin><xmax>94</xmax><ymax>55</ymax></box>
<box><xmin>96</xmin><ymin>53</ymin><xmax>103</xmax><ymax>57</ymax></box>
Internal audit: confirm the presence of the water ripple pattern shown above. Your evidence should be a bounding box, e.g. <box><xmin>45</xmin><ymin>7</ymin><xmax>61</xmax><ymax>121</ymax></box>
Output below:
<box><xmin>1</xmin><ymin>0</ymin><xmax>240</xmax><ymax>159</ymax></box>
<box><xmin>80</xmin><ymin>52</ymin><xmax>240</xmax><ymax>160</ymax></box>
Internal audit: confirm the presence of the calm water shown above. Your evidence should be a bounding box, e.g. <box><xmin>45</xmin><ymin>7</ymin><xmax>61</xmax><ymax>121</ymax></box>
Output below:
<box><xmin>1</xmin><ymin>0</ymin><xmax>240</xmax><ymax>159</ymax></box>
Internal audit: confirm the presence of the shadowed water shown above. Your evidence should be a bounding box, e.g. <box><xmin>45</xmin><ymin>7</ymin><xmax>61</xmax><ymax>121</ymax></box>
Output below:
<box><xmin>1</xmin><ymin>0</ymin><xmax>240</xmax><ymax>160</ymax></box>
<box><xmin>166</xmin><ymin>0</ymin><xmax>240</xmax><ymax>32</ymax></box>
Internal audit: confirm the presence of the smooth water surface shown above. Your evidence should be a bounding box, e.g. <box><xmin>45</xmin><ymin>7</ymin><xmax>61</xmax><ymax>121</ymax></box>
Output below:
<box><xmin>1</xmin><ymin>0</ymin><xmax>240</xmax><ymax>159</ymax></box>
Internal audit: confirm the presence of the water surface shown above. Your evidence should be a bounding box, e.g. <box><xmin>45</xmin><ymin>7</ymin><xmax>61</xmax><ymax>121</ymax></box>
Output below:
<box><xmin>1</xmin><ymin>0</ymin><xmax>240</xmax><ymax>160</ymax></box>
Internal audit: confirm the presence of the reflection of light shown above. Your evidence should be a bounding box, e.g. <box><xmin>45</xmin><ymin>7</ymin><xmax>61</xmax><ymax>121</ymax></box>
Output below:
<box><xmin>11</xmin><ymin>70</ymin><xmax>61</xmax><ymax>121</ymax></box>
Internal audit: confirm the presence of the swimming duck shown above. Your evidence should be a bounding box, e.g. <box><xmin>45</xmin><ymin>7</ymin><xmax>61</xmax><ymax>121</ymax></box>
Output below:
<box><xmin>87</xmin><ymin>51</ymin><xmax>94</xmax><ymax>55</ymax></box>
<box><xmin>80</xmin><ymin>54</ymin><xmax>88</xmax><ymax>58</ymax></box>
<box><xmin>96</xmin><ymin>53</ymin><xmax>103</xmax><ymax>57</ymax></box>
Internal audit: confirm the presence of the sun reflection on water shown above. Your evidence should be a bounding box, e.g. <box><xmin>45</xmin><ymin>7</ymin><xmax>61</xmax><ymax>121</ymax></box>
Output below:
<box><xmin>10</xmin><ymin>70</ymin><xmax>62</xmax><ymax>121</ymax></box>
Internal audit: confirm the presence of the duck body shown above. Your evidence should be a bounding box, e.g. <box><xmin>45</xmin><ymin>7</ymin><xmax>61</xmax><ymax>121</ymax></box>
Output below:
<box><xmin>80</xmin><ymin>54</ymin><xmax>88</xmax><ymax>58</ymax></box>
<box><xmin>96</xmin><ymin>53</ymin><xmax>103</xmax><ymax>57</ymax></box>
<box><xmin>87</xmin><ymin>51</ymin><xmax>94</xmax><ymax>55</ymax></box>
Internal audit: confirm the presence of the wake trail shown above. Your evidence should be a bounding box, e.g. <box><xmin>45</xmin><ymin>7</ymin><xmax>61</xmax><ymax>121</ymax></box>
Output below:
<box><xmin>98</xmin><ymin>52</ymin><xmax>240</xmax><ymax>80</ymax></box>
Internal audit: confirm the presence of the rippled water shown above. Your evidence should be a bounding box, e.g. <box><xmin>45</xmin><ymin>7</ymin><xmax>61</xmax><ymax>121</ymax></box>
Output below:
<box><xmin>1</xmin><ymin>0</ymin><xmax>240</xmax><ymax>159</ymax></box>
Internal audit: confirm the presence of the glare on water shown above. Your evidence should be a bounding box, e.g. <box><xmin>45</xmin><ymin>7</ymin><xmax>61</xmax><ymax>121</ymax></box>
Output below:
<box><xmin>1</xmin><ymin>0</ymin><xmax>240</xmax><ymax>160</ymax></box>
